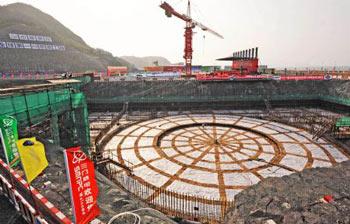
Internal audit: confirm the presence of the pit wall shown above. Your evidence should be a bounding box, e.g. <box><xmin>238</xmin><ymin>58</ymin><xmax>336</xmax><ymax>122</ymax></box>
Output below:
<box><xmin>83</xmin><ymin>80</ymin><xmax>350</xmax><ymax>111</ymax></box>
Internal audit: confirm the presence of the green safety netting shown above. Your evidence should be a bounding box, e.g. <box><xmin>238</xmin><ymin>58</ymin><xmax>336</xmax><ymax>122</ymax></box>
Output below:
<box><xmin>336</xmin><ymin>117</ymin><xmax>350</xmax><ymax>127</ymax></box>
<box><xmin>69</xmin><ymin>76</ymin><xmax>92</xmax><ymax>90</ymax></box>
<box><xmin>321</xmin><ymin>96</ymin><xmax>350</xmax><ymax>106</ymax></box>
<box><xmin>87</xmin><ymin>94</ymin><xmax>350</xmax><ymax>108</ymax></box>
<box><xmin>88</xmin><ymin>94</ymin><xmax>321</xmax><ymax>104</ymax></box>
<box><xmin>1</xmin><ymin>89</ymin><xmax>71</xmax><ymax>124</ymax></box>
<box><xmin>0</xmin><ymin>88</ymin><xmax>90</xmax><ymax>152</ymax></box>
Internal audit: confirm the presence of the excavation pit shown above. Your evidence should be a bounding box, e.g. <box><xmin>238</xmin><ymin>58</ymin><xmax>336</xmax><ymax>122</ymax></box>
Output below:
<box><xmin>103</xmin><ymin>114</ymin><xmax>349</xmax><ymax>220</ymax></box>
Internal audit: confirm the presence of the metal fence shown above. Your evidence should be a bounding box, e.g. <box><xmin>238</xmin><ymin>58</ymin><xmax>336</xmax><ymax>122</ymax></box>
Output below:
<box><xmin>105</xmin><ymin>164</ymin><xmax>234</xmax><ymax>224</ymax></box>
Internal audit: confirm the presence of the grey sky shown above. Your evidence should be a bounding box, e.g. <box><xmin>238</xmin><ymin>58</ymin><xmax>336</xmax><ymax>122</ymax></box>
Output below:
<box><xmin>1</xmin><ymin>0</ymin><xmax>349</xmax><ymax>68</ymax></box>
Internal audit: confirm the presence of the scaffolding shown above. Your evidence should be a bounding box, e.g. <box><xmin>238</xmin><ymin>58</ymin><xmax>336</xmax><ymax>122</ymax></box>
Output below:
<box><xmin>0</xmin><ymin>85</ymin><xmax>90</xmax><ymax>153</ymax></box>
<box><xmin>334</xmin><ymin>117</ymin><xmax>350</xmax><ymax>139</ymax></box>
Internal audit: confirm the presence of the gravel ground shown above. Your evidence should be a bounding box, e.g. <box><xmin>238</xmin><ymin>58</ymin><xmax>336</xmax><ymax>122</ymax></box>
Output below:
<box><xmin>0</xmin><ymin>195</ymin><xmax>27</xmax><ymax>224</ymax></box>
<box><xmin>224</xmin><ymin>160</ymin><xmax>350</xmax><ymax>224</ymax></box>
<box><xmin>29</xmin><ymin>140</ymin><xmax>176</xmax><ymax>224</ymax></box>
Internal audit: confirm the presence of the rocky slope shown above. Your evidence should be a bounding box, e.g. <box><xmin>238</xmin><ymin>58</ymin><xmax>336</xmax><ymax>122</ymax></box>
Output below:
<box><xmin>224</xmin><ymin>161</ymin><xmax>350</xmax><ymax>224</ymax></box>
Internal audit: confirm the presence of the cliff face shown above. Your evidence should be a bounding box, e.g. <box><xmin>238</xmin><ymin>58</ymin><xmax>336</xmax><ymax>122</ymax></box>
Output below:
<box><xmin>0</xmin><ymin>3</ymin><xmax>133</xmax><ymax>73</ymax></box>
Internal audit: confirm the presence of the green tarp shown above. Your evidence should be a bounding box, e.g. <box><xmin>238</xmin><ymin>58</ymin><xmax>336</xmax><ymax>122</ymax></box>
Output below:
<box><xmin>0</xmin><ymin>88</ymin><xmax>90</xmax><ymax>153</ymax></box>
<box><xmin>336</xmin><ymin>117</ymin><xmax>350</xmax><ymax>127</ymax></box>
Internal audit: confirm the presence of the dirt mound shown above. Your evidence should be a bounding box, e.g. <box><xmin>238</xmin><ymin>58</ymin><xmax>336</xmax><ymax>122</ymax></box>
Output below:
<box><xmin>224</xmin><ymin>160</ymin><xmax>350</xmax><ymax>224</ymax></box>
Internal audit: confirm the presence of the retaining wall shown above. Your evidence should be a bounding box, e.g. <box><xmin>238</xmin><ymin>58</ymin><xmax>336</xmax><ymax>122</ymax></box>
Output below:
<box><xmin>83</xmin><ymin>80</ymin><xmax>350</xmax><ymax>111</ymax></box>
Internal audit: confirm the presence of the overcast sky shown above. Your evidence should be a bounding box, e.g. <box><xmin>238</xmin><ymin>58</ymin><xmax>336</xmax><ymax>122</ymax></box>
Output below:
<box><xmin>1</xmin><ymin>0</ymin><xmax>349</xmax><ymax>68</ymax></box>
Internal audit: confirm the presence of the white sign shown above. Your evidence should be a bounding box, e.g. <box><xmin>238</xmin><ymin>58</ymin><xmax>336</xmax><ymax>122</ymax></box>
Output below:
<box><xmin>0</xmin><ymin>41</ymin><xmax>65</xmax><ymax>51</ymax></box>
<box><xmin>9</xmin><ymin>33</ymin><xmax>53</xmax><ymax>43</ymax></box>
<box><xmin>9</xmin><ymin>33</ymin><xmax>19</xmax><ymax>40</ymax></box>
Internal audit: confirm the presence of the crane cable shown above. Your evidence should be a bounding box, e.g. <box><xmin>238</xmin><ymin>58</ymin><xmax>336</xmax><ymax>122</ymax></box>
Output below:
<box><xmin>203</xmin><ymin>34</ymin><xmax>206</xmax><ymax>55</ymax></box>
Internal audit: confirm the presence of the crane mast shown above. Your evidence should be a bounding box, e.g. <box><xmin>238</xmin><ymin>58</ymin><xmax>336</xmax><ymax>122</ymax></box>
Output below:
<box><xmin>160</xmin><ymin>0</ymin><xmax>223</xmax><ymax>77</ymax></box>
<box><xmin>185</xmin><ymin>0</ymin><xmax>193</xmax><ymax>76</ymax></box>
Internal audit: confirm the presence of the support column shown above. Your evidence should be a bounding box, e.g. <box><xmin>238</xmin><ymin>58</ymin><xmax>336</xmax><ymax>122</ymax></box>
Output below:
<box><xmin>50</xmin><ymin>113</ymin><xmax>60</xmax><ymax>145</ymax></box>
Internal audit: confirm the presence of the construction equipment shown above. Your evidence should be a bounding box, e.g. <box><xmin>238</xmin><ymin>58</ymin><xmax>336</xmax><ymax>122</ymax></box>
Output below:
<box><xmin>217</xmin><ymin>47</ymin><xmax>260</xmax><ymax>75</ymax></box>
<box><xmin>160</xmin><ymin>1</ymin><xmax>223</xmax><ymax>76</ymax></box>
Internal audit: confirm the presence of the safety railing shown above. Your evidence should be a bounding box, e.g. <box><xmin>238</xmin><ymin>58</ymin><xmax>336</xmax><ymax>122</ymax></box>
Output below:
<box><xmin>0</xmin><ymin>159</ymin><xmax>72</xmax><ymax>224</ymax></box>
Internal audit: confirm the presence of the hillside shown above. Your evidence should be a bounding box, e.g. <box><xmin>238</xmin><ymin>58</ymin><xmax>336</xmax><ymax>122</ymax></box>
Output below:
<box><xmin>121</xmin><ymin>56</ymin><xmax>171</xmax><ymax>70</ymax></box>
<box><xmin>0</xmin><ymin>3</ymin><xmax>133</xmax><ymax>73</ymax></box>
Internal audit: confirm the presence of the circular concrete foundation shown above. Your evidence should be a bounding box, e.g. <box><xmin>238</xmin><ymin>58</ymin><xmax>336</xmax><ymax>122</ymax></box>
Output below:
<box><xmin>104</xmin><ymin>114</ymin><xmax>349</xmax><ymax>216</ymax></box>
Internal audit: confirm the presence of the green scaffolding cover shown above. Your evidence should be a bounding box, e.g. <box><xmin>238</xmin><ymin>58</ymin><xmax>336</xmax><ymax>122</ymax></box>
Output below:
<box><xmin>0</xmin><ymin>88</ymin><xmax>91</xmax><ymax>153</ymax></box>
<box><xmin>336</xmin><ymin>117</ymin><xmax>350</xmax><ymax>127</ymax></box>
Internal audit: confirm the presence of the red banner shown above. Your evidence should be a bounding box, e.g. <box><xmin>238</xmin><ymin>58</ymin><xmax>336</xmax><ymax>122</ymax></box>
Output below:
<box><xmin>64</xmin><ymin>147</ymin><xmax>100</xmax><ymax>224</ymax></box>
<box><xmin>280</xmin><ymin>75</ymin><xmax>325</xmax><ymax>81</ymax></box>
<box><xmin>107</xmin><ymin>66</ymin><xmax>128</xmax><ymax>76</ymax></box>
<box><xmin>232</xmin><ymin>59</ymin><xmax>259</xmax><ymax>73</ymax></box>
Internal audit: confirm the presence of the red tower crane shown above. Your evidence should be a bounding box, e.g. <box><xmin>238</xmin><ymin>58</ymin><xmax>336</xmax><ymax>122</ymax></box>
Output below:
<box><xmin>160</xmin><ymin>1</ymin><xmax>223</xmax><ymax>76</ymax></box>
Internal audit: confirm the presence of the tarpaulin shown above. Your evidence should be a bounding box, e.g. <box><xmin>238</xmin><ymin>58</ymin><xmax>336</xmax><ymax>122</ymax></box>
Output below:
<box><xmin>17</xmin><ymin>137</ymin><xmax>48</xmax><ymax>183</ymax></box>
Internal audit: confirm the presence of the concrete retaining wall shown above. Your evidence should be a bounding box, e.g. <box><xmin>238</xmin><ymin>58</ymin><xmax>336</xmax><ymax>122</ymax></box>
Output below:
<box><xmin>83</xmin><ymin>80</ymin><xmax>350</xmax><ymax>111</ymax></box>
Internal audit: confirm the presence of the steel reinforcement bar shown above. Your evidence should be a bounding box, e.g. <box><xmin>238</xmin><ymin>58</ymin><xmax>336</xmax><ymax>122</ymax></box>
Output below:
<box><xmin>106</xmin><ymin>165</ymin><xmax>234</xmax><ymax>224</ymax></box>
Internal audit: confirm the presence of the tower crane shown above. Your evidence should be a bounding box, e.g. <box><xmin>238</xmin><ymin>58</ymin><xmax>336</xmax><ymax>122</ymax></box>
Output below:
<box><xmin>160</xmin><ymin>0</ymin><xmax>223</xmax><ymax>76</ymax></box>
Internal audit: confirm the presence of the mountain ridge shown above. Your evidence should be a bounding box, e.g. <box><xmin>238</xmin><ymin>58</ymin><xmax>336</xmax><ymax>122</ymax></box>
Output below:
<box><xmin>121</xmin><ymin>56</ymin><xmax>172</xmax><ymax>70</ymax></box>
<box><xmin>0</xmin><ymin>3</ymin><xmax>134</xmax><ymax>73</ymax></box>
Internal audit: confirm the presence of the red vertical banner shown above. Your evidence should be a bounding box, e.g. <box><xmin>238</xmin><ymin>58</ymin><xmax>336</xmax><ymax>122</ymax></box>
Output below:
<box><xmin>64</xmin><ymin>147</ymin><xmax>100</xmax><ymax>224</ymax></box>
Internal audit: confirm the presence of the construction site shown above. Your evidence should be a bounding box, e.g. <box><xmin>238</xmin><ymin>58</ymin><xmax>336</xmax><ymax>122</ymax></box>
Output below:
<box><xmin>87</xmin><ymin>79</ymin><xmax>350</xmax><ymax>223</ymax></box>
<box><xmin>0</xmin><ymin>0</ymin><xmax>350</xmax><ymax>224</ymax></box>
<box><xmin>0</xmin><ymin>76</ymin><xmax>349</xmax><ymax>224</ymax></box>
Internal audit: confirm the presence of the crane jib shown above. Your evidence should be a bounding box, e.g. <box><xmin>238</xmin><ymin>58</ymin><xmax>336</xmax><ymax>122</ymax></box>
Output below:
<box><xmin>160</xmin><ymin>1</ymin><xmax>223</xmax><ymax>76</ymax></box>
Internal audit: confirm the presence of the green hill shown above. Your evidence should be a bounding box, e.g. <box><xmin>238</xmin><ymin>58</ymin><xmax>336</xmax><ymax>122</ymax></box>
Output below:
<box><xmin>0</xmin><ymin>3</ymin><xmax>133</xmax><ymax>73</ymax></box>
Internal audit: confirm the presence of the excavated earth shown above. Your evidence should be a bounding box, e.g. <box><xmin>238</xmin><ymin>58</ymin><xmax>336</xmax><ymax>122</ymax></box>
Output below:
<box><xmin>31</xmin><ymin>140</ymin><xmax>176</xmax><ymax>224</ymax></box>
<box><xmin>224</xmin><ymin>160</ymin><xmax>350</xmax><ymax>224</ymax></box>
